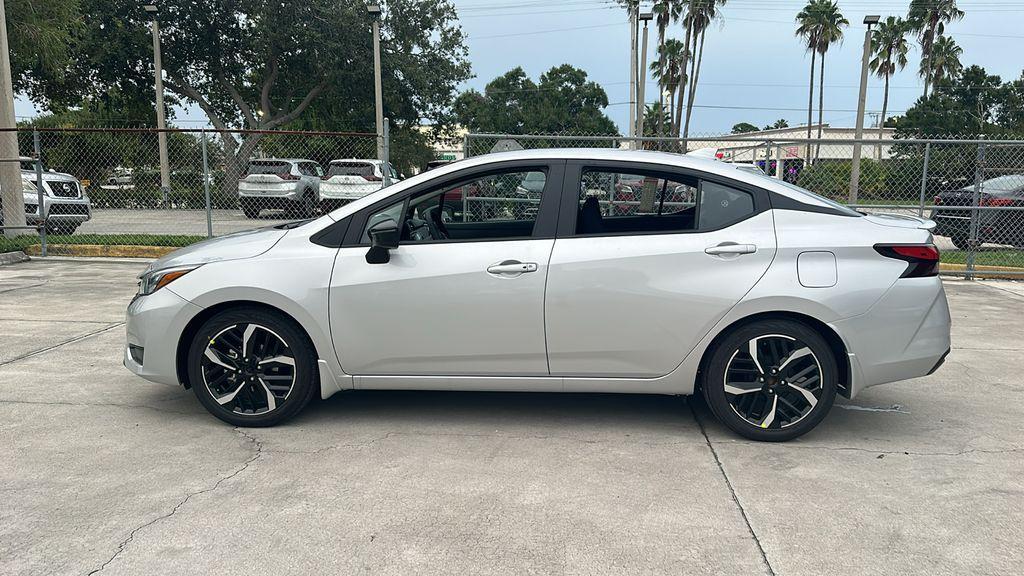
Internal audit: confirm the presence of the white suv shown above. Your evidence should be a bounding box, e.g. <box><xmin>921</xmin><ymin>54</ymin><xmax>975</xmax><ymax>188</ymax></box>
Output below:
<box><xmin>319</xmin><ymin>159</ymin><xmax>399</xmax><ymax>210</ymax></box>
<box><xmin>238</xmin><ymin>159</ymin><xmax>323</xmax><ymax>219</ymax></box>
<box><xmin>18</xmin><ymin>158</ymin><xmax>92</xmax><ymax>235</ymax></box>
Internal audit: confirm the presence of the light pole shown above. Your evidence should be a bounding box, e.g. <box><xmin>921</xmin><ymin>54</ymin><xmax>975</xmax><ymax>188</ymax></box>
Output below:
<box><xmin>368</xmin><ymin>4</ymin><xmax>385</xmax><ymax>161</ymax></box>
<box><xmin>144</xmin><ymin>4</ymin><xmax>171</xmax><ymax>205</ymax></box>
<box><xmin>849</xmin><ymin>15</ymin><xmax>880</xmax><ymax>205</ymax></box>
<box><xmin>627</xmin><ymin>4</ymin><xmax>637</xmax><ymax>147</ymax></box>
<box><xmin>0</xmin><ymin>0</ymin><xmax>26</xmax><ymax>237</ymax></box>
<box><xmin>635</xmin><ymin>12</ymin><xmax>653</xmax><ymax>145</ymax></box>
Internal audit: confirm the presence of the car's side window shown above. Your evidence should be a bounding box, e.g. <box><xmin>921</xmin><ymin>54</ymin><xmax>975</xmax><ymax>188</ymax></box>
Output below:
<box><xmin>361</xmin><ymin>168</ymin><xmax>547</xmax><ymax>244</ymax></box>
<box><xmin>575</xmin><ymin>169</ymin><xmax>699</xmax><ymax>235</ymax></box>
<box><xmin>573</xmin><ymin>168</ymin><xmax>756</xmax><ymax>236</ymax></box>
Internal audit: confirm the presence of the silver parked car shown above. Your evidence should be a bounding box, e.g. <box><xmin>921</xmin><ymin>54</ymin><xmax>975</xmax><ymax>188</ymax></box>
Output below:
<box><xmin>319</xmin><ymin>159</ymin><xmax>399</xmax><ymax>210</ymax></box>
<box><xmin>19</xmin><ymin>158</ymin><xmax>92</xmax><ymax>235</ymax></box>
<box><xmin>125</xmin><ymin>149</ymin><xmax>951</xmax><ymax>441</ymax></box>
<box><xmin>238</xmin><ymin>158</ymin><xmax>323</xmax><ymax>219</ymax></box>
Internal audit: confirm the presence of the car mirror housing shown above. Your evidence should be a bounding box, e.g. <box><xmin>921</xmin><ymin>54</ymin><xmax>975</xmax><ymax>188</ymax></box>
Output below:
<box><xmin>366</xmin><ymin>218</ymin><xmax>400</xmax><ymax>264</ymax></box>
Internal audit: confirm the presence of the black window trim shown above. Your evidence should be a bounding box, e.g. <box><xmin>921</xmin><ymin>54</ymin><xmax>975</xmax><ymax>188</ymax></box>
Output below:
<box><xmin>557</xmin><ymin>159</ymin><xmax>770</xmax><ymax>238</ymax></box>
<box><xmin>332</xmin><ymin>159</ymin><xmax>567</xmax><ymax>248</ymax></box>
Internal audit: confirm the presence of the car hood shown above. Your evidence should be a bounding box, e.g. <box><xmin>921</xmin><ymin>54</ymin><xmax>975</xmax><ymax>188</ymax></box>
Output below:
<box><xmin>145</xmin><ymin>226</ymin><xmax>287</xmax><ymax>273</ymax></box>
<box><xmin>22</xmin><ymin>170</ymin><xmax>77</xmax><ymax>182</ymax></box>
<box><xmin>864</xmin><ymin>213</ymin><xmax>937</xmax><ymax>231</ymax></box>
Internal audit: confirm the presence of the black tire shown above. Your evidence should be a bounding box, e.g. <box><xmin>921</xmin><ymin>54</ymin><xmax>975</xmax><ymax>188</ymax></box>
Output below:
<box><xmin>950</xmin><ymin>234</ymin><xmax>971</xmax><ymax>250</ymax></box>
<box><xmin>47</xmin><ymin>221</ymin><xmax>79</xmax><ymax>235</ymax></box>
<box><xmin>241</xmin><ymin>200</ymin><xmax>261</xmax><ymax>219</ymax></box>
<box><xmin>701</xmin><ymin>319</ymin><xmax>837</xmax><ymax>442</ymax></box>
<box><xmin>292</xmin><ymin>190</ymin><xmax>316</xmax><ymax>219</ymax></box>
<box><xmin>187</xmin><ymin>307</ymin><xmax>319</xmax><ymax>427</ymax></box>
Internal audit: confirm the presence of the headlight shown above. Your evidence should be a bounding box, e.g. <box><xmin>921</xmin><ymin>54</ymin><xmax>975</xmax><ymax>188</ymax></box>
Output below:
<box><xmin>138</xmin><ymin>265</ymin><xmax>199</xmax><ymax>296</ymax></box>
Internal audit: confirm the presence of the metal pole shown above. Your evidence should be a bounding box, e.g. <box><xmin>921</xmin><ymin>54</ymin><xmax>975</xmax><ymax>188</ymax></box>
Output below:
<box><xmin>628</xmin><ymin>5</ymin><xmax>637</xmax><ymax>146</ymax></box>
<box><xmin>636</xmin><ymin>19</ymin><xmax>650</xmax><ymax>147</ymax></box>
<box><xmin>33</xmin><ymin>130</ymin><xmax>45</xmax><ymax>255</ymax></box>
<box><xmin>965</xmin><ymin>139</ymin><xmax>986</xmax><ymax>279</ymax></box>
<box><xmin>201</xmin><ymin>129</ymin><xmax>213</xmax><ymax>238</ymax></box>
<box><xmin>382</xmin><ymin>118</ymin><xmax>391</xmax><ymax>188</ymax></box>
<box><xmin>462</xmin><ymin>133</ymin><xmax>470</xmax><ymax>160</ymax></box>
<box><xmin>150</xmin><ymin>17</ymin><xmax>171</xmax><ymax>205</ymax></box>
<box><xmin>849</xmin><ymin>23</ymin><xmax>874</xmax><ymax>204</ymax></box>
<box><xmin>763</xmin><ymin>140</ymin><xmax>771</xmax><ymax>178</ymax></box>
<box><xmin>917</xmin><ymin>142</ymin><xmax>931</xmax><ymax>217</ymax></box>
<box><xmin>371</xmin><ymin>15</ymin><xmax>385</xmax><ymax>161</ymax></box>
<box><xmin>0</xmin><ymin>0</ymin><xmax>27</xmax><ymax>237</ymax></box>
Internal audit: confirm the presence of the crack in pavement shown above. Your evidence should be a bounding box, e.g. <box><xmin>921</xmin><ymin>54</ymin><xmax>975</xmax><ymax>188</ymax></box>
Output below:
<box><xmin>0</xmin><ymin>398</ymin><xmax>194</xmax><ymax>415</ymax></box>
<box><xmin>0</xmin><ymin>322</ymin><xmax>124</xmax><ymax>368</ymax></box>
<box><xmin>689</xmin><ymin>402</ymin><xmax>776</xmax><ymax>576</ymax></box>
<box><xmin>85</xmin><ymin>428</ymin><xmax>264</xmax><ymax>576</ymax></box>
<box><xmin>0</xmin><ymin>281</ymin><xmax>47</xmax><ymax>294</ymax></box>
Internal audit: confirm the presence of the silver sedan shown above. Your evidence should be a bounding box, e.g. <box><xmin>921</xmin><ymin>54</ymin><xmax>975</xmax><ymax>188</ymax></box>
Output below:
<box><xmin>124</xmin><ymin>149</ymin><xmax>950</xmax><ymax>441</ymax></box>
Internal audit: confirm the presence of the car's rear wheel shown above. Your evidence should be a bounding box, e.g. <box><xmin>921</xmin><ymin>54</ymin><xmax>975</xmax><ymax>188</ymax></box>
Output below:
<box><xmin>950</xmin><ymin>234</ymin><xmax>971</xmax><ymax>250</ymax></box>
<box><xmin>291</xmin><ymin>191</ymin><xmax>316</xmax><ymax>219</ymax></box>
<box><xmin>241</xmin><ymin>200</ymin><xmax>261</xmax><ymax>219</ymax></box>
<box><xmin>46</xmin><ymin>221</ymin><xmax>79</xmax><ymax>235</ymax></box>
<box><xmin>187</xmin><ymin>307</ymin><xmax>318</xmax><ymax>427</ymax></box>
<box><xmin>702</xmin><ymin>319</ymin><xmax>837</xmax><ymax>442</ymax></box>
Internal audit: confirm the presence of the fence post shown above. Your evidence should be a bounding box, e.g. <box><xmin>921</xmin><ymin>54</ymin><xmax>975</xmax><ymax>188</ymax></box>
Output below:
<box><xmin>917</xmin><ymin>142</ymin><xmax>931</xmax><ymax>218</ymax></box>
<box><xmin>462</xmin><ymin>133</ymin><xmax>470</xmax><ymax>160</ymax></box>
<box><xmin>763</xmin><ymin>140</ymin><xmax>772</xmax><ymax>178</ymax></box>
<box><xmin>382</xmin><ymin>118</ymin><xmax>391</xmax><ymax>188</ymax></box>
<box><xmin>33</xmin><ymin>129</ymin><xmax>46</xmax><ymax>257</ymax></box>
<box><xmin>965</xmin><ymin>138</ymin><xmax>986</xmax><ymax>280</ymax></box>
<box><xmin>201</xmin><ymin>129</ymin><xmax>213</xmax><ymax>238</ymax></box>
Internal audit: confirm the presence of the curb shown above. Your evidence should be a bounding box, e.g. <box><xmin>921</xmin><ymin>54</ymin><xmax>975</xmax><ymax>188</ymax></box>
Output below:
<box><xmin>23</xmin><ymin>244</ymin><xmax>178</xmax><ymax>259</ymax></box>
<box><xmin>940</xmin><ymin>262</ymin><xmax>1024</xmax><ymax>280</ymax></box>
<box><xmin>0</xmin><ymin>251</ymin><xmax>30</xmax><ymax>266</ymax></box>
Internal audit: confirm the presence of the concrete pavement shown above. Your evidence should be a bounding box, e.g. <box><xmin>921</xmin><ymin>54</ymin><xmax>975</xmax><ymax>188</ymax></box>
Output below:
<box><xmin>1</xmin><ymin>259</ymin><xmax>1021</xmax><ymax>575</ymax></box>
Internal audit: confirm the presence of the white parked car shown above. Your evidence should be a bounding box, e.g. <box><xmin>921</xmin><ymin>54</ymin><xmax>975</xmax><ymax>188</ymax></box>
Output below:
<box><xmin>319</xmin><ymin>159</ymin><xmax>399</xmax><ymax>210</ymax></box>
<box><xmin>19</xmin><ymin>158</ymin><xmax>92</xmax><ymax>235</ymax></box>
<box><xmin>238</xmin><ymin>158</ymin><xmax>323</xmax><ymax>219</ymax></box>
<box><xmin>125</xmin><ymin>149</ymin><xmax>950</xmax><ymax>441</ymax></box>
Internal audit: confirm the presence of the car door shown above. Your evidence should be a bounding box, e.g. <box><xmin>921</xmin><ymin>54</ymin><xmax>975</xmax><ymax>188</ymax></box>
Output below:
<box><xmin>329</xmin><ymin>160</ymin><xmax>565</xmax><ymax>376</ymax></box>
<box><xmin>545</xmin><ymin>160</ymin><xmax>777</xmax><ymax>378</ymax></box>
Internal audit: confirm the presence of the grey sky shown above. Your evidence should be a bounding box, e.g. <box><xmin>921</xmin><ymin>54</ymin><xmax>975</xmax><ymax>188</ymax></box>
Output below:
<box><xmin>15</xmin><ymin>0</ymin><xmax>1024</xmax><ymax>135</ymax></box>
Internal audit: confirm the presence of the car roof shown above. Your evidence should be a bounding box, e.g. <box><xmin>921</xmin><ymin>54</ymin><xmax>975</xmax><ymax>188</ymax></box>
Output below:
<box><xmin>329</xmin><ymin>159</ymin><xmax>380</xmax><ymax>164</ymax></box>
<box><xmin>250</xmin><ymin>158</ymin><xmax>317</xmax><ymax>164</ymax></box>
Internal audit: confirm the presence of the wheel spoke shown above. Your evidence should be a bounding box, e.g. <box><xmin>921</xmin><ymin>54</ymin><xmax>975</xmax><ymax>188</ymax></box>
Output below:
<box><xmin>242</xmin><ymin>324</ymin><xmax>256</xmax><ymax>357</ymax></box>
<box><xmin>257</xmin><ymin>378</ymin><xmax>277</xmax><ymax>411</ymax></box>
<box><xmin>778</xmin><ymin>347</ymin><xmax>811</xmax><ymax>371</ymax></box>
<box><xmin>725</xmin><ymin>382</ymin><xmax>761</xmax><ymax>395</ymax></box>
<box><xmin>214</xmin><ymin>381</ymin><xmax>246</xmax><ymax>405</ymax></box>
<box><xmin>258</xmin><ymin>355</ymin><xmax>295</xmax><ymax>367</ymax></box>
<box><xmin>787</xmin><ymin>382</ymin><xmax>818</xmax><ymax>408</ymax></box>
<box><xmin>747</xmin><ymin>338</ymin><xmax>764</xmax><ymax>373</ymax></box>
<box><xmin>759</xmin><ymin>395</ymin><xmax>778</xmax><ymax>428</ymax></box>
<box><xmin>204</xmin><ymin>347</ymin><xmax>236</xmax><ymax>371</ymax></box>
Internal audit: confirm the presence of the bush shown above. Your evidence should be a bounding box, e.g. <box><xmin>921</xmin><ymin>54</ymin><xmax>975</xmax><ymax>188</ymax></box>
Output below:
<box><xmin>796</xmin><ymin>159</ymin><xmax>885</xmax><ymax>203</ymax></box>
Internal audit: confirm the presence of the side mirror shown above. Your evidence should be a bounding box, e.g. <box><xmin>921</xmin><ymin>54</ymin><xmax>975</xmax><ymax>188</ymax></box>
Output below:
<box><xmin>366</xmin><ymin>218</ymin><xmax>400</xmax><ymax>264</ymax></box>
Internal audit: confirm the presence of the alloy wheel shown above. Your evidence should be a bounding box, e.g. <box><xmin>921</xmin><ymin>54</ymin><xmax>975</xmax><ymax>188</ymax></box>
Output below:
<box><xmin>201</xmin><ymin>323</ymin><xmax>297</xmax><ymax>415</ymax></box>
<box><xmin>723</xmin><ymin>334</ymin><xmax>823</xmax><ymax>430</ymax></box>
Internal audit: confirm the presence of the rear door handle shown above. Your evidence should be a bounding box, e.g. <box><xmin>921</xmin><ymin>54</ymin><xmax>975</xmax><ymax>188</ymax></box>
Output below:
<box><xmin>487</xmin><ymin>261</ymin><xmax>538</xmax><ymax>275</ymax></box>
<box><xmin>705</xmin><ymin>243</ymin><xmax>757</xmax><ymax>256</ymax></box>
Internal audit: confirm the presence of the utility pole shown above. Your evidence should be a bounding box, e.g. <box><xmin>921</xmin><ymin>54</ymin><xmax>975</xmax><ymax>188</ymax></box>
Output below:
<box><xmin>627</xmin><ymin>4</ymin><xmax>637</xmax><ymax>147</ymax></box>
<box><xmin>0</xmin><ymin>0</ymin><xmax>26</xmax><ymax>237</ymax></box>
<box><xmin>849</xmin><ymin>15</ymin><xmax>879</xmax><ymax>205</ymax></box>
<box><xmin>144</xmin><ymin>4</ymin><xmax>171</xmax><ymax>205</ymax></box>
<box><xmin>636</xmin><ymin>12</ymin><xmax>653</xmax><ymax>144</ymax></box>
<box><xmin>368</xmin><ymin>4</ymin><xmax>385</xmax><ymax>161</ymax></box>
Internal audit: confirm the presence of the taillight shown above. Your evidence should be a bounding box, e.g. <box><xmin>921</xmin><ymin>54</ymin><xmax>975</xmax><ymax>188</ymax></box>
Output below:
<box><xmin>981</xmin><ymin>195</ymin><xmax>1014</xmax><ymax>207</ymax></box>
<box><xmin>875</xmin><ymin>244</ymin><xmax>940</xmax><ymax>278</ymax></box>
<box><xmin>933</xmin><ymin>196</ymin><xmax>942</xmax><ymax>205</ymax></box>
<box><xmin>363</xmin><ymin>174</ymin><xmax>382</xmax><ymax>182</ymax></box>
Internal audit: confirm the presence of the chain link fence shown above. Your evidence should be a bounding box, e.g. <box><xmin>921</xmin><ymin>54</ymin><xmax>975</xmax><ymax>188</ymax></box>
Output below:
<box><xmin>0</xmin><ymin>127</ymin><xmax>383</xmax><ymax>254</ymax></box>
<box><xmin>464</xmin><ymin>132</ymin><xmax>1024</xmax><ymax>278</ymax></box>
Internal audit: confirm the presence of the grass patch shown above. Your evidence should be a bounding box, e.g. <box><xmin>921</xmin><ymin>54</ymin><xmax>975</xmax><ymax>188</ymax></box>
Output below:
<box><xmin>942</xmin><ymin>249</ymin><xmax>1024</xmax><ymax>268</ymax></box>
<box><xmin>1</xmin><ymin>234</ymin><xmax>205</xmax><ymax>253</ymax></box>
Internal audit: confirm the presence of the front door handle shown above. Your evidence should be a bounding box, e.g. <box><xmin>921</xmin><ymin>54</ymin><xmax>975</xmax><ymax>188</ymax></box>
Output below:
<box><xmin>487</xmin><ymin>261</ymin><xmax>538</xmax><ymax>275</ymax></box>
<box><xmin>705</xmin><ymin>243</ymin><xmax>757</xmax><ymax>256</ymax></box>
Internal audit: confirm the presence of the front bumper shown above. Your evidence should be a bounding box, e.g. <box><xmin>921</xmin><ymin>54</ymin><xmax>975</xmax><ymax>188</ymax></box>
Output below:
<box><xmin>831</xmin><ymin>277</ymin><xmax>951</xmax><ymax>397</ymax></box>
<box><xmin>124</xmin><ymin>287</ymin><xmax>203</xmax><ymax>387</ymax></box>
<box><xmin>24</xmin><ymin>196</ymin><xmax>92</xmax><ymax>224</ymax></box>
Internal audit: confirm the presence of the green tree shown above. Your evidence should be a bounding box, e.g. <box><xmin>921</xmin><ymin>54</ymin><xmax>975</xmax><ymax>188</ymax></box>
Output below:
<box><xmin>764</xmin><ymin>119</ymin><xmax>789</xmax><ymax>130</ymax></box>
<box><xmin>812</xmin><ymin>2</ymin><xmax>847</xmax><ymax>154</ymax></box>
<box><xmin>642</xmin><ymin>102</ymin><xmax>672</xmax><ymax>139</ymax></box>
<box><xmin>908</xmin><ymin>0</ymin><xmax>965</xmax><ymax>99</ymax></box>
<box><xmin>454</xmin><ymin>65</ymin><xmax>617</xmax><ymax>135</ymax></box>
<box><xmin>651</xmin><ymin>38</ymin><xmax>686</xmax><ymax>131</ymax></box>
<box><xmin>796</xmin><ymin>0</ymin><xmax>847</xmax><ymax>161</ymax></box>
<box><xmin>870</xmin><ymin>17</ymin><xmax>911</xmax><ymax>143</ymax></box>
<box><xmin>6</xmin><ymin>0</ymin><xmax>81</xmax><ymax>99</ymax></box>
<box><xmin>652</xmin><ymin>1</ymin><xmax>683</xmax><ymax>137</ymax></box>
<box><xmin>924</xmin><ymin>35</ymin><xmax>963</xmax><ymax>90</ymax></box>
<box><xmin>731</xmin><ymin>122</ymin><xmax>759</xmax><ymax>134</ymax></box>
<box><xmin>681</xmin><ymin>0</ymin><xmax>727</xmax><ymax>141</ymax></box>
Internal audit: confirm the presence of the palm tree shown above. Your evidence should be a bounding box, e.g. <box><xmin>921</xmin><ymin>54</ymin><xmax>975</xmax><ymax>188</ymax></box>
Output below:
<box><xmin>642</xmin><ymin>102</ymin><xmax>673</xmax><ymax>138</ymax></box>
<box><xmin>870</xmin><ymin>17</ymin><xmax>910</xmax><ymax>144</ymax></box>
<box><xmin>795</xmin><ymin>1</ymin><xmax>823</xmax><ymax>161</ymax></box>
<box><xmin>651</xmin><ymin>38</ymin><xmax>685</xmax><ymax>131</ymax></box>
<box><xmin>924</xmin><ymin>35</ymin><xmax>963</xmax><ymax>90</ymax></box>
<box><xmin>681</xmin><ymin>0</ymin><xmax>727</xmax><ymax>141</ymax></box>
<box><xmin>673</xmin><ymin>1</ymin><xmax>694</xmax><ymax>138</ymax></box>
<box><xmin>812</xmin><ymin>2</ymin><xmax>848</xmax><ymax>159</ymax></box>
<box><xmin>652</xmin><ymin>1</ymin><xmax>683</xmax><ymax>137</ymax></box>
<box><xmin>908</xmin><ymin>0</ymin><xmax>964</xmax><ymax>98</ymax></box>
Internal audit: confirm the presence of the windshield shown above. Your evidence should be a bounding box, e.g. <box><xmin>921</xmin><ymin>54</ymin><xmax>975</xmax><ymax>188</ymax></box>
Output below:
<box><xmin>772</xmin><ymin>178</ymin><xmax>862</xmax><ymax>217</ymax></box>
<box><xmin>19</xmin><ymin>160</ymin><xmax>43</xmax><ymax>172</ymax></box>
<box><xmin>328</xmin><ymin>162</ymin><xmax>374</xmax><ymax>177</ymax></box>
<box><xmin>247</xmin><ymin>161</ymin><xmax>291</xmax><ymax>175</ymax></box>
<box><xmin>981</xmin><ymin>175</ymin><xmax>1024</xmax><ymax>195</ymax></box>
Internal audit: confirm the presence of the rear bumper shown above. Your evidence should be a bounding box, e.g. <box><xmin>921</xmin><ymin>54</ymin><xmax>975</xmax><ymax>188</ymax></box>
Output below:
<box><xmin>320</xmin><ymin>182</ymin><xmax>380</xmax><ymax>200</ymax></box>
<box><xmin>238</xmin><ymin>183</ymin><xmax>303</xmax><ymax>200</ymax></box>
<box><xmin>831</xmin><ymin>277</ymin><xmax>951</xmax><ymax>397</ymax></box>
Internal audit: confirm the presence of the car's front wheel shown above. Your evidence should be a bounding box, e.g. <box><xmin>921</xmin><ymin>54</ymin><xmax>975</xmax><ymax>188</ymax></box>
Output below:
<box><xmin>187</xmin><ymin>307</ymin><xmax>318</xmax><ymax>427</ymax></box>
<box><xmin>702</xmin><ymin>319</ymin><xmax>837</xmax><ymax>442</ymax></box>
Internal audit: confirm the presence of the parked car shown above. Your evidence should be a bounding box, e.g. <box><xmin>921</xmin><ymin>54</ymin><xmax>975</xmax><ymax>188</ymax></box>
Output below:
<box><xmin>238</xmin><ymin>159</ymin><xmax>323</xmax><ymax>219</ymax></box>
<box><xmin>931</xmin><ymin>174</ymin><xmax>1024</xmax><ymax>249</ymax></box>
<box><xmin>125</xmin><ymin>149</ymin><xmax>950</xmax><ymax>441</ymax></box>
<box><xmin>319</xmin><ymin>159</ymin><xmax>399</xmax><ymax>211</ymax></box>
<box><xmin>18</xmin><ymin>158</ymin><xmax>92</xmax><ymax>235</ymax></box>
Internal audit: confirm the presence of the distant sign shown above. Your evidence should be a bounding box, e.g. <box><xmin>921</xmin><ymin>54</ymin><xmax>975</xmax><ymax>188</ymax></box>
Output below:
<box><xmin>490</xmin><ymin>139</ymin><xmax>524</xmax><ymax>154</ymax></box>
